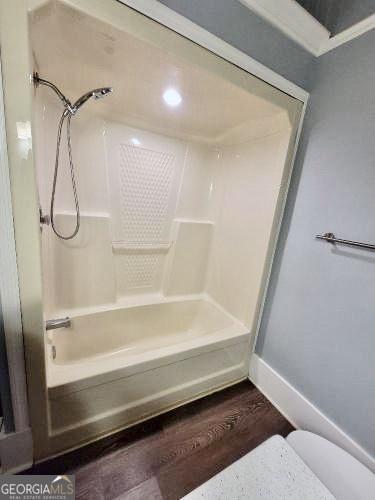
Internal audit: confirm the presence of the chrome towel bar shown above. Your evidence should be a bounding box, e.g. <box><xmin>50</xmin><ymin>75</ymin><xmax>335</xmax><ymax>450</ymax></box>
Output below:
<box><xmin>316</xmin><ymin>232</ymin><xmax>375</xmax><ymax>251</ymax></box>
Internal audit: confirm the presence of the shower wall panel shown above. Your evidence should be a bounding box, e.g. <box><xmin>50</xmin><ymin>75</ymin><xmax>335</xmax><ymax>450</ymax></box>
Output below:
<box><xmin>34</xmin><ymin>97</ymin><xmax>110</xmax><ymax>216</ymax></box>
<box><xmin>175</xmin><ymin>144</ymin><xmax>217</xmax><ymax>220</ymax></box>
<box><xmin>164</xmin><ymin>220</ymin><xmax>213</xmax><ymax>295</ymax></box>
<box><xmin>207</xmin><ymin>127</ymin><xmax>291</xmax><ymax>328</ymax></box>
<box><xmin>35</xmin><ymin>92</ymin><xmax>291</xmax><ymax>327</ymax></box>
<box><xmin>50</xmin><ymin>214</ymin><xmax>116</xmax><ymax>310</ymax></box>
<box><xmin>105</xmin><ymin>123</ymin><xmax>186</xmax><ymax>296</ymax></box>
<box><xmin>34</xmin><ymin>94</ymin><xmax>113</xmax><ymax>313</ymax></box>
<box><xmin>35</xmin><ymin>102</ymin><xmax>219</xmax><ymax>312</ymax></box>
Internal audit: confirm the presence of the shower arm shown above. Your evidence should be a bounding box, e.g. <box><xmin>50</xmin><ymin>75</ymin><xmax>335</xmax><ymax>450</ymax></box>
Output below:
<box><xmin>33</xmin><ymin>72</ymin><xmax>76</xmax><ymax>115</ymax></box>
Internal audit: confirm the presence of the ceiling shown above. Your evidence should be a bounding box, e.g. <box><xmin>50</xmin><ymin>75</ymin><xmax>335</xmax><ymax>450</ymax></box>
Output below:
<box><xmin>29</xmin><ymin>1</ymin><xmax>287</xmax><ymax>145</ymax></box>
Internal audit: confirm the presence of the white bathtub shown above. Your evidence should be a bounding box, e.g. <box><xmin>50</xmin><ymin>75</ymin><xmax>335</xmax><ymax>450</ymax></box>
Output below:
<box><xmin>45</xmin><ymin>297</ymin><xmax>250</xmax><ymax>450</ymax></box>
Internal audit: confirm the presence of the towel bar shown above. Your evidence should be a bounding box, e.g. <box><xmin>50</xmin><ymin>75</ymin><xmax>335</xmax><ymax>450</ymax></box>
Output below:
<box><xmin>316</xmin><ymin>232</ymin><xmax>375</xmax><ymax>251</ymax></box>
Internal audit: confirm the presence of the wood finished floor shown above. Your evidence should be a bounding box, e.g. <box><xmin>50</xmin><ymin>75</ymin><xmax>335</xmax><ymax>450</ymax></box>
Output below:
<box><xmin>24</xmin><ymin>381</ymin><xmax>294</xmax><ymax>499</ymax></box>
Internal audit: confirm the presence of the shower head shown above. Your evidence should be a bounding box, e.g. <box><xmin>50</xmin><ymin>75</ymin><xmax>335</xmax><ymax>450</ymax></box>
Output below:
<box><xmin>33</xmin><ymin>73</ymin><xmax>113</xmax><ymax>115</ymax></box>
<box><xmin>94</xmin><ymin>87</ymin><xmax>113</xmax><ymax>99</ymax></box>
<box><xmin>33</xmin><ymin>74</ymin><xmax>114</xmax><ymax>240</ymax></box>
<box><xmin>72</xmin><ymin>87</ymin><xmax>113</xmax><ymax>113</ymax></box>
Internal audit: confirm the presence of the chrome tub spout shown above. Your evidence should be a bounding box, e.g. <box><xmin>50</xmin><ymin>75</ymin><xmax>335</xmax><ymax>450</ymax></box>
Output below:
<box><xmin>46</xmin><ymin>317</ymin><xmax>71</xmax><ymax>331</ymax></box>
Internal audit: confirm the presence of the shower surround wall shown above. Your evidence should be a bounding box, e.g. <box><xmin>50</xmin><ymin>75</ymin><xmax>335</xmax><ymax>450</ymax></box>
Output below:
<box><xmin>207</xmin><ymin>129</ymin><xmax>291</xmax><ymax>328</ymax></box>
<box><xmin>37</xmin><ymin>97</ymin><xmax>217</xmax><ymax>312</ymax></box>
<box><xmin>24</xmin><ymin>0</ymin><xmax>302</xmax><ymax>458</ymax></box>
<box><xmin>33</xmin><ymin>90</ymin><xmax>292</xmax><ymax>451</ymax></box>
<box><xmin>35</xmin><ymin>92</ymin><xmax>291</xmax><ymax>325</ymax></box>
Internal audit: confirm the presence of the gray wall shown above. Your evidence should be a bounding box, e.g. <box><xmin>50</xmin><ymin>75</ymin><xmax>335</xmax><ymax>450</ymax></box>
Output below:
<box><xmin>158</xmin><ymin>0</ymin><xmax>375</xmax><ymax>457</ymax></box>
<box><xmin>158</xmin><ymin>0</ymin><xmax>312</xmax><ymax>89</ymax></box>
<box><xmin>295</xmin><ymin>0</ymin><xmax>339</xmax><ymax>32</ymax></box>
<box><xmin>256</xmin><ymin>28</ymin><xmax>375</xmax><ymax>456</ymax></box>
<box><xmin>333</xmin><ymin>0</ymin><xmax>375</xmax><ymax>33</ymax></box>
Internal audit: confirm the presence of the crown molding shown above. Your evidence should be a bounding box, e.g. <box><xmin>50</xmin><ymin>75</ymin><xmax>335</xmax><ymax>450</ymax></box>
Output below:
<box><xmin>238</xmin><ymin>0</ymin><xmax>330</xmax><ymax>56</ymax></box>
<box><xmin>239</xmin><ymin>0</ymin><xmax>375</xmax><ymax>57</ymax></box>
<box><xmin>319</xmin><ymin>14</ymin><xmax>375</xmax><ymax>55</ymax></box>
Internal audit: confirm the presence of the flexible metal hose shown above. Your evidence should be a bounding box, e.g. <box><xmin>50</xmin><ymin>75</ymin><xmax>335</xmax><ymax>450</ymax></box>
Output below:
<box><xmin>50</xmin><ymin>111</ymin><xmax>80</xmax><ymax>240</ymax></box>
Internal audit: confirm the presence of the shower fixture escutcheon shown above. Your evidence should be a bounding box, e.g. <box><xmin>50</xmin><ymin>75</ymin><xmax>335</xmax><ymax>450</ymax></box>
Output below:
<box><xmin>33</xmin><ymin>72</ymin><xmax>113</xmax><ymax>240</ymax></box>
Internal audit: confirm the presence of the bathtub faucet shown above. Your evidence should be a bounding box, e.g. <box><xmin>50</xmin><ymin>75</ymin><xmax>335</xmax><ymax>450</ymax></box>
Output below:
<box><xmin>46</xmin><ymin>317</ymin><xmax>71</xmax><ymax>331</ymax></box>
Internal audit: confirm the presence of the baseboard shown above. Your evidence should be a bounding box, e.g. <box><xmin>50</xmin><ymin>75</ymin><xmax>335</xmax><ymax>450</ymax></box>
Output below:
<box><xmin>249</xmin><ymin>354</ymin><xmax>375</xmax><ymax>472</ymax></box>
<box><xmin>0</xmin><ymin>428</ymin><xmax>33</xmax><ymax>473</ymax></box>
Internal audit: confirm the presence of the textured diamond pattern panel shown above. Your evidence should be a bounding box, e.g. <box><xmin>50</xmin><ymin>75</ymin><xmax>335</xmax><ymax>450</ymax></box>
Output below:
<box><xmin>116</xmin><ymin>144</ymin><xmax>176</xmax><ymax>291</ymax></box>
<box><xmin>119</xmin><ymin>145</ymin><xmax>175</xmax><ymax>242</ymax></box>
<box><xmin>122</xmin><ymin>252</ymin><xmax>162</xmax><ymax>290</ymax></box>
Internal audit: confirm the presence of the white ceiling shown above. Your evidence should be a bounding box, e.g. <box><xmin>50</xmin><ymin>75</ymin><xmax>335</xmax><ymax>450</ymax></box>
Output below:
<box><xmin>30</xmin><ymin>0</ymin><xmax>286</xmax><ymax>144</ymax></box>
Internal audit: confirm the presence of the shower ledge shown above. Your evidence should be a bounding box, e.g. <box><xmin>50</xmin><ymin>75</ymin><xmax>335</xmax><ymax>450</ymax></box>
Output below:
<box><xmin>174</xmin><ymin>218</ymin><xmax>215</xmax><ymax>225</ymax></box>
<box><xmin>112</xmin><ymin>240</ymin><xmax>173</xmax><ymax>253</ymax></box>
<box><xmin>47</xmin><ymin>293</ymin><xmax>211</xmax><ymax>319</ymax></box>
<box><xmin>53</xmin><ymin>210</ymin><xmax>111</xmax><ymax>218</ymax></box>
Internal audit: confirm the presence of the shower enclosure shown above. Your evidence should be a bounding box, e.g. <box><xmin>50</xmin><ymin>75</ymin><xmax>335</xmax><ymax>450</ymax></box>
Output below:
<box><xmin>2</xmin><ymin>0</ymin><xmax>304</xmax><ymax>460</ymax></box>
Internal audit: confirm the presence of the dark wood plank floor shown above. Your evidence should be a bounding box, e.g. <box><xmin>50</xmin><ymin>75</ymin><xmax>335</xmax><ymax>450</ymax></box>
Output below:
<box><xmin>24</xmin><ymin>381</ymin><xmax>293</xmax><ymax>499</ymax></box>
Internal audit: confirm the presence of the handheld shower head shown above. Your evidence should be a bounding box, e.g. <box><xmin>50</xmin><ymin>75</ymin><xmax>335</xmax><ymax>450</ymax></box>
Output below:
<box><xmin>33</xmin><ymin>73</ymin><xmax>113</xmax><ymax>240</ymax></box>
<box><xmin>72</xmin><ymin>87</ymin><xmax>113</xmax><ymax>112</ymax></box>
<box><xmin>33</xmin><ymin>73</ymin><xmax>113</xmax><ymax>116</ymax></box>
<box><xmin>93</xmin><ymin>87</ymin><xmax>113</xmax><ymax>99</ymax></box>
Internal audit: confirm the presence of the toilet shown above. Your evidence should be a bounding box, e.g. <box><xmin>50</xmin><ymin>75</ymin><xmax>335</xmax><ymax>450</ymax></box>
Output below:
<box><xmin>287</xmin><ymin>431</ymin><xmax>375</xmax><ymax>500</ymax></box>
<box><xmin>184</xmin><ymin>431</ymin><xmax>375</xmax><ymax>499</ymax></box>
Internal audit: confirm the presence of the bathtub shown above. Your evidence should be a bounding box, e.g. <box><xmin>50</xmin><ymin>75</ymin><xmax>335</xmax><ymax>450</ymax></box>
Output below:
<box><xmin>45</xmin><ymin>297</ymin><xmax>250</xmax><ymax>450</ymax></box>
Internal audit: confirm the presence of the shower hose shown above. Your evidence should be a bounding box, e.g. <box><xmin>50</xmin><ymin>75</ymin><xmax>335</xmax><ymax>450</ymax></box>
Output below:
<box><xmin>50</xmin><ymin>110</ymin><xmax>80</xmax><ymax>240</ymax></box>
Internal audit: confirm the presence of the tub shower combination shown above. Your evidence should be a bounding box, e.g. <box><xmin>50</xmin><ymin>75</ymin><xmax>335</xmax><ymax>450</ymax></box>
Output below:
<box><xmin>29</xmin><ymin>0</ymin><xmax>301</xmax><ymax>458</ymax></box>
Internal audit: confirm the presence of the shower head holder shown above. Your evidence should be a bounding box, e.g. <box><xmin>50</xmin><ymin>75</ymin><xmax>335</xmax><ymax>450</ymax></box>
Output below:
<box><xmin>33</xmin><ymin>72</ymin><xmax>113</xmax><ymax>116</ymax></box>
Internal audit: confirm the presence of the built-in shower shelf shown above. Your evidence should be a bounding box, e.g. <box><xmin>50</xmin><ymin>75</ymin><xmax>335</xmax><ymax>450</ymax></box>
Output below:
<box><xmin>174</xmin><ymin>218</ymin><xmax>215</xmax><ymax>225</ymax></box>
<box><xmin>112</xmin><ymin>241</ymin><xmax>173</xmax><ymax>254</ymax></box>
<box><xmin>55</xmin><ymin>210</ymin><xmax>111</xmax><ymax>219</ymax></box>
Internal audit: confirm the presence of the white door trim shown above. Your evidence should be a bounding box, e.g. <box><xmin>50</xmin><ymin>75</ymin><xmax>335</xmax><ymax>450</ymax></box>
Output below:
<box><xmin>0</xmin><ymin>58</ymin><xmax>30</xmax><ymax>433</ymax></box>
<box><xmin>249</xmin><ymin>354</ymin><xmax>375</xmax><ymax>472</ymax></box>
